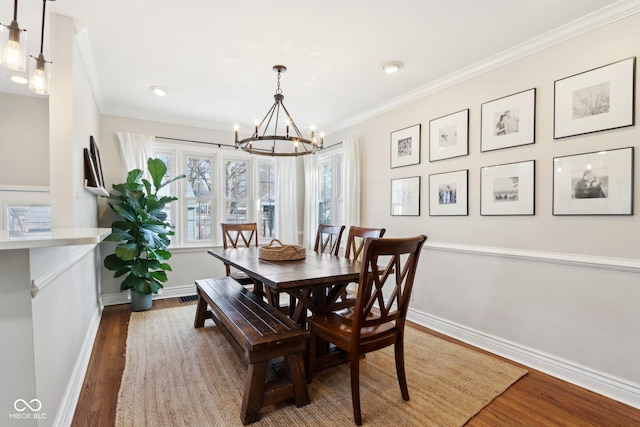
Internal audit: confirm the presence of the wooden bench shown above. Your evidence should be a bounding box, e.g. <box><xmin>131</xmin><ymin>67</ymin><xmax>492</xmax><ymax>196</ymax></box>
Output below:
<box><xmin>193</xmin><ymin>277</ymin><xmax>310</xmax><ymax>425</ymax></box>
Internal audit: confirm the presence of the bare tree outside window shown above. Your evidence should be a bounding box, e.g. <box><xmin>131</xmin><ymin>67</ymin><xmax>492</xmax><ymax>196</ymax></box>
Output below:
<box><xmin>224</xmin><ymin>161</ymin><xmax>248</xmax><ymax>223</ymax></box>
<box><xmin>319</xmin><ymin>161</ymin><xmax>332</xmax><ymax>225</ymax></box>
<box><xmin>186</xmin><ymin>157</ymin><xmax>212</xmax><ymax>241</ymax></box>
<box><xmin>259</xmin><ymin>162</ymin><xmax>275</xmax><ymax>238</ymax></box>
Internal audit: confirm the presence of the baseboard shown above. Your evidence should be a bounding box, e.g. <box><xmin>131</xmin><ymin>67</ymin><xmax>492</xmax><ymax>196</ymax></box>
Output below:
<box><xmin>53</xmin><ymin>305</ymin><xmax>102</xmax><ymax>427</ymax></box>
<box><xmin>102</xmin><ymin>284</ymin><xmax>198</xmax><ymax>306</ymax></box>
<box><xmin>407</xmin><ymin>307</ymin><xmax>640</xmax><ymax>410</ymax></box>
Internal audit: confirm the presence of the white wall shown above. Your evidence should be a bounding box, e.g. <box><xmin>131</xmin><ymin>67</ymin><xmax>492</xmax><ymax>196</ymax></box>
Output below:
<box><xmin>329</xmin><ymin>12</ymin><xmax>640</xmax><ymax>407</ymax></box>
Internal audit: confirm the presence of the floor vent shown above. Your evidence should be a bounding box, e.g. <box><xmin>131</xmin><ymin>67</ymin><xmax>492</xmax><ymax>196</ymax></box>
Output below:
<box><xmin>179</xmin><ymin>295</ymin><xmax>199</xmax><ymax>303</ymax></box>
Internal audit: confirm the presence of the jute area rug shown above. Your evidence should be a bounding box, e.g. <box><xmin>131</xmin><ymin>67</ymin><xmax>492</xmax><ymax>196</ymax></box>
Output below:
<box><xmin>115</xmin><ymin>305</ymin><xmax>527</xmax><ymax>427</ymax></box>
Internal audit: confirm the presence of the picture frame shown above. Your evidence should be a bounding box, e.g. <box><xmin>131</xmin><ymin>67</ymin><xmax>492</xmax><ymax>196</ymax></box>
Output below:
<box><xmin>480</xmin><ymin>160</ymin><xmax>535</xmax><ymax>216</ymax></box>
<box><xmin>552</xmin><ymin>147</ymin><xmax>633</xmax><ymax>215</ymax></box>
<box><xmin>390</xmin><ymin>124</ymin><xmax>421</xmax><ymax>168</ymax></box>
<box><xmin>481</xmin><ymin>88</ymin><xmax>536</xmax><ymax>152</ymax></box>
<box><xmin>429</xmin><ymin>169</ymin><xmax>468</xmax><ymax>216</ymax></box>
<box><xmin>429</xmin><ymin>109</ymin><xmax>469</xmax><ymax>162</ymax></box>
<box><xmin>554</xmin><ymin>57</ymin><xmax>635</xmax><ymax>139</ymax></box>
<box><xmin>83</xmin><ymin>148</ymin><xmax>100</xmax><ymax>188</ymax></box>
<box><xmin>89</xmin><ymin>136</ymin><xmax>105</xmax><ymax>188</ymax></box>
<box><xmin>391</xmin><ymin>176</ymin><xmax>420</xmax><ymax>216</ymax></box>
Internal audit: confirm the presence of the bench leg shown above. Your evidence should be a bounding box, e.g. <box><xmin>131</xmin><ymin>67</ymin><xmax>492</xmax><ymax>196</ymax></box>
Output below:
<box><xmin>193</xmin><ymin>293</ymin><xmax>208</xmax><ymax>328</ymax></box>
<box><xmin>241</xmin><ymin>361</ymin><xmax>267</xmax><ymax>425</ymax></box>
<box><xmin>286</xmin><ymin>353</ymin><xmax>310</xmax><ymax>407</ymax></box>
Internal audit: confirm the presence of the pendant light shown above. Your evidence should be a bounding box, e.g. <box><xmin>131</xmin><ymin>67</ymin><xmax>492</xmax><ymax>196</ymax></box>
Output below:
<box><xmin>29</xmin><ymin>0</ymin><xmax>54</xmax><ymax>95</ymax></box>
<box><xmin>0</xmin><ymin>0</ymin><xmax>28</xmax><ymax>71</ymax></box>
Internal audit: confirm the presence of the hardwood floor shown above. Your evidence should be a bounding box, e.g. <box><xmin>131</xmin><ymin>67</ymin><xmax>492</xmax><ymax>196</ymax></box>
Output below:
<box><xmin>72</xmin><ymin>298</ymin><xmax>640</xmax><ymax>426</ymax></box>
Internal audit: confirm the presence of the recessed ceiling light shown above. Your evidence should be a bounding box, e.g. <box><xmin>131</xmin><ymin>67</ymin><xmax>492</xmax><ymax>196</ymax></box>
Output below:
<box><xmin>150</xmin><ymin>86</ymin><xmax>166</xmax><ymax>96</ymax></box>
<box><xmin>9</xmin><ymin>75</ymin><xmax>28</xmax><ymax>84</ymax></box>
<box><xmin>381</xmin><ymin>61</ymin><xmax>403</xmax><ymax>74</ymax></box>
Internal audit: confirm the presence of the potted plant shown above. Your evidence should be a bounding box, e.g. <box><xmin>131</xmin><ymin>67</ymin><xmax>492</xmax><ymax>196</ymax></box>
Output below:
<box><xmin>104</xmin><ymin>158</ymin><xmax>185</xmax><ymax>311</ymax></box>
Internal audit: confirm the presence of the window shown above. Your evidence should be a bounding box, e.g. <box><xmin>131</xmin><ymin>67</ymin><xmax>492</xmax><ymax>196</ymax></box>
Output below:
<box><xmin>317</xmin><ymin>150</ymin><xmax>344</xmax><ymax>227</ymax></box>
<box><xmin>186</xmin><ymin>156</ymin><xmax>214</xmax><ymax>242</ymax></box>
<box><xmin>258</xmin><ymin>161</ymin><xmax>275</xmax><ymax>239</ymax></box>
<box><xmin>224</xmin><ymin>160</ymin><xmax>248</xmax><ymax>223</ymax></box>
<box><xmin>156</xmin><ymin>141</ymin><xmax>276</xmax><ymax>247</ymax></box>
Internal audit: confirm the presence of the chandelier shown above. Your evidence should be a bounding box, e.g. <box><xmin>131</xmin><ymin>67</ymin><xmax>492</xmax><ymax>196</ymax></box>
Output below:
<box><xmin>234</xmin><ymin>65</ymin><xmax>323</xmax><ymax>156</ymax></box>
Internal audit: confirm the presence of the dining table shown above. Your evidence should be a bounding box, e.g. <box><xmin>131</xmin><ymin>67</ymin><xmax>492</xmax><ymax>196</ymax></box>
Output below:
<box><xmin>207</xmin><ymin>246</ymin><xmax>361</xmax><ymax>370</ymax></box>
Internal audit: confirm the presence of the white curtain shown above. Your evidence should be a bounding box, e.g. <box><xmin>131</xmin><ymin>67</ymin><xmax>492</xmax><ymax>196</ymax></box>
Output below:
<box><xmin>343</xmin><ymin>137</ymin><xmax>361</xmax><ymax>232</ymax></box>
<box><xmin>116</xmin><ymin>132</ymin><xmax>156</xmax><ymax>175</ymax></box>
<box><xmin>275</xmin><ymin>157</ymin><xmax>299</xmax><ymax>244</ymax></box>
<box><xmin>303</xmin><ymin>154</ymin><xmax>319</xmax><ymax>250</ymax></box>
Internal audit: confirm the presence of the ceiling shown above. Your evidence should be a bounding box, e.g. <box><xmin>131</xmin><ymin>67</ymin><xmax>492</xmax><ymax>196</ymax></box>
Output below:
<box><xmin>1</xmin><ymin>0</ymin><xmax>637</xmax><ymax>135</ymax></box>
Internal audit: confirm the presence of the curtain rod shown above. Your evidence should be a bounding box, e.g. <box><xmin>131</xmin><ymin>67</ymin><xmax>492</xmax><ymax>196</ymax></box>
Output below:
<box><xmin>155</xmin><ymin>136</ymin><xmax>237</xmax><ymax>149</ymax></box>
<box><xmin>155</xmin><ymin>136</ymin><xmax>343</xmax><ymax>151</ymax></box>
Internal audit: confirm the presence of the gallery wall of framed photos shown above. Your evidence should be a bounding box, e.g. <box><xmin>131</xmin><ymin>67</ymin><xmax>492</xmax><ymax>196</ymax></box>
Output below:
<box><xmin>386</xmin><ymin>56</ymin><xmax>635</xmax><ymax>221</ymax></box>
<box><xmin>329</xmin><ymin>9</ymin><xmax>640</xmax><ymax>259</ymax></box>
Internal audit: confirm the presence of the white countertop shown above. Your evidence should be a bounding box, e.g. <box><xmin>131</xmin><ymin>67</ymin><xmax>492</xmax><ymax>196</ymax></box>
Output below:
<box><xmin>0</xmin><ymin>228</ymin><xmax>111</xmax><ymax>250</ymax></box>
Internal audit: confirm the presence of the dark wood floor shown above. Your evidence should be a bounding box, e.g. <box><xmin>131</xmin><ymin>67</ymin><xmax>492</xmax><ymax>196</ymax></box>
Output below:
<box><xmin>71</xmin><ymin>298</ymin><xmax>640</xmax><ymax>426</ymax></box>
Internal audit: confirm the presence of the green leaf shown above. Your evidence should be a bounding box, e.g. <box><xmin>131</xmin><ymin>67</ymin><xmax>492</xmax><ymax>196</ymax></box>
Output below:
<box><xmin>126</xmin><ymin>169</ymin><xmax>143</xmax><ymax>185</ymax></box>
<box><xmin>148</xmin><ymin>280</ymin><xmax>163</xmax><ymax>294</ymax></box>
<box><xmin>131</xmin><ymin>258</ymin><xmax>149</xmax><ymax>277</ymax></box>
<box><xmin>150</xmin><ymin>270</ymin><xmax>168</xmax><ymax>283</ymax></box>
<box><xmin>113</xmin><ymin>267</ymin><xmax>131</xmax><ymax>278</ymax></box>
<box><xmin>115</xmin><ymin>242</ymin><xmax>140</xmax><ymax>261</ymax></box>
<box><xmin>155</xmin><ymin>250</ymin><xmax>172</xmax><ymax>260</ymax></box>
<box><xmin>121</xmin><ymin>274</ymin><xmax>144</xmax><ymax>291</ymax></box>
<box><xmin>104</xmin><ymin>253</ymin><xmax>127</xmax><ymax>270</ymax></box>
<box><xmin>142</xmin><ymin>178</ymin><xmax>152</xmax><ymax>197</ymax></box>
<box><xmin>148</xmin><ymin>158</ymin><xmax>167</xmax><ymax>190</ymax></box>
<box><xmin>159</xmin><ymin>263</ymin><xmax>172</xmax><ymax>271</ymax></box>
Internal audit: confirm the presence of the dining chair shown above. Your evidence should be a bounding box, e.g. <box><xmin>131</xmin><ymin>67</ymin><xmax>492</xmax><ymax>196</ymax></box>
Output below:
<box><xmin>221</xmin><ymin>223</ymin><xmax>295</xmax><ymax>313</ymax></box>
<box><xmin>314</xmin><ymin>224</ymin><xmax>346</xmax><ymax>256</ymax></box>
<box><xmin>307</xmin><ymin>234</ymin><xmax>427</xmax><ymax>426</ymax></box>
<box><xmin>344</xmin><ymin>226</ymin><xmax>386</xmax><ymax>261</ymax></box>
<box><xmin>220</xmin><ymin>223</ymin><xmax>259</xmax><ymax>288</ymax></box>
<box><xmin>333</xmin><ymin>226</ymin><xmax>386</xmax><ymax>309</ymax></box>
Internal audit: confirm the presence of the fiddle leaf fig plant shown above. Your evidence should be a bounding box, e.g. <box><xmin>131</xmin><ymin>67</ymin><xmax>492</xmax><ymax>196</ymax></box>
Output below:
<box><xmin>104</xmin><ymin>158</ymin><xmax>185</xmax><ymax>295</ymax></box>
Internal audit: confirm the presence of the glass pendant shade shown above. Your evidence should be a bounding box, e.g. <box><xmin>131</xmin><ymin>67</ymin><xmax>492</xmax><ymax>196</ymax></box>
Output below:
<box><xmin>0</xmin><ymin>20</ymin><xmax>27</xmax><ymax>71</ymax></box>
<box><xmin>29</xmin><ymin>53</ymin><xmax>50</xmax><ymax>95</ymax></box>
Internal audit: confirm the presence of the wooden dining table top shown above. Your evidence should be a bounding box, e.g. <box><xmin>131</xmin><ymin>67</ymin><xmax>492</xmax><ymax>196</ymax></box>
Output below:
<box><xmin>207</xmin><ymin>246</ymin><xmax>361</xmax><ymax>291</ymax></box>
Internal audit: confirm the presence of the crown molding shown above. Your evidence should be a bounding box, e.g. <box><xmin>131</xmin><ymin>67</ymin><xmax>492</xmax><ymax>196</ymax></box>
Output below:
<box><xmin>326</xmin><ymin>0</ymin><xmax>640</xmax><ymax>134</ymax></box>
<box><xmin>74</xmin><ymin>26</ymin><xmax>104</xmax><ymax>112</ymax></box>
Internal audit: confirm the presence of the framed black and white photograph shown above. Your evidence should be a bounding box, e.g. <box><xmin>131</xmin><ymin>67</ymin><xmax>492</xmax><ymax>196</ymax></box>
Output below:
<box><xmin>481</xmin><ymin>160</ymin><xmax>535</xmax><ymax>216</ymax></box>
<box><xmin>429</xmin><ymin>109</ymin><xmax>469</xmax><ymax>162</ymax></box>
<box><xmin>553</xmin><ymin>147</ymin><xmax>633</xmax><ymax>215</ymax></box>
<box><xmin>554</xmin><ymin>57</ymin><xmax>635</xmax><ymax>139</ymax></box>
<box><xmin>391</xmin><ymin>176</ymin><xmax>420</xmax><ymax>216</ymax></box>
<box><xmin>481</xmin><ymin>88</ymin><xmax>536</xmax><ymax>152</ymax></box>
<box><xmin>390</xmin><ymin>124</ymin><xmax>421</xmax><ymax>168</ymax></box>
<box><xmin>429</xmin><ymin>169</ymin><xmax>468</xmax><ymax>216</ymax></box>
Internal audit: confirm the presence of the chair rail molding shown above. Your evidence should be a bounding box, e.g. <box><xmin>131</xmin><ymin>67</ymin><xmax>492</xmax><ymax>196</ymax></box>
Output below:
<box><xmin>31</xmin><ymin>245</ymin><xmax>97</xmax><ymax>297</ymax></box>
<box><xmin>424</xmin><ymin>241</ymin><xmax>640</xmax><ymax>273</ymax></box>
